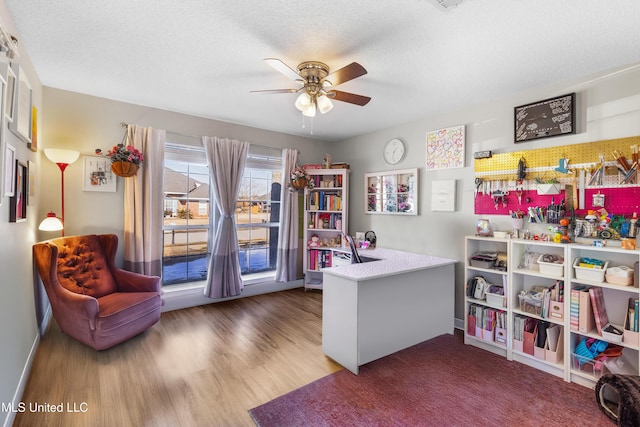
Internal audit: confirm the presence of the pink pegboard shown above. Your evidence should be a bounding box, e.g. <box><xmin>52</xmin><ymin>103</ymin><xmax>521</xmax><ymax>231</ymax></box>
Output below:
<box><xmin>475</xmin><ymin>189</ymin><xmax>564</xmax><ymax>216</ymax></box>
<box><xmin>474</xmin><ymin>187</ymin><xmax>640</xmax><ymax>217</ymax></box>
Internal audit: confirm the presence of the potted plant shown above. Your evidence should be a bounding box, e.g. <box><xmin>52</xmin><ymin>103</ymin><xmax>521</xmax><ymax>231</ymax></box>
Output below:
<box><xmin>107</xmin><ymin>143</ymin><xmax>144</xmax><ymax>177</ymax></box>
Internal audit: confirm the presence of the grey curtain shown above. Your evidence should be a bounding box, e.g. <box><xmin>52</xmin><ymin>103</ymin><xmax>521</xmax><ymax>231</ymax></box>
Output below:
<box><xmin>202</xmin><ymin>136</ymin><xmax>249</xmax><ymax>298</ymax></box>
<box><xmin>123</xmin><ymin>124</ymin><xmax>166</xmax><ymax>276</ymax></box>
<box><xmin>275</xmin><ymin>148</ymin><xmax>299</xmax><ymax>282</ymax></box>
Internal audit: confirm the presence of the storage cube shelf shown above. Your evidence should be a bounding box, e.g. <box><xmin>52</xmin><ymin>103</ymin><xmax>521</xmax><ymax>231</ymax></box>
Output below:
<box><xmin>464</xmin><ymin>235</ymin><xmax>640</xmax><ymax>388</ymax></box>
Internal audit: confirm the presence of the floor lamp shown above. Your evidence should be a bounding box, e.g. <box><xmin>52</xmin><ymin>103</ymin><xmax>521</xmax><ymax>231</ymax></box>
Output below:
<box><xmin>39</xmin><ymin>148</ymin><xmax>80</xmax><ymax>236</ymax></box>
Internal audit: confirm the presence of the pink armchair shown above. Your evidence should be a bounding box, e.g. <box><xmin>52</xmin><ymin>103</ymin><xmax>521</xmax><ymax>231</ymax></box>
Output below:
<box><xmin>33</xmin><ymin>234</ymin><xmax>163</xmax><ymax>350</ymax></box>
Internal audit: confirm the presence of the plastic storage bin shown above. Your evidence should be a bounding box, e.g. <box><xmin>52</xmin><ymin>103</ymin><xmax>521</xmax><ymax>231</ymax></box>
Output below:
<box><xmin>571</xmin><ymin>353</ymin><xmax>607</xmax><ymax>379</ymax></box>
<box><xmin>605</xmin><ymin>265</ymin><xmax>634</xmax><ymax>286</ymax></box>
<box><xmin>573</xmin><ymin>258</ymin><xmax>608</xmax><ymax>282</ymax></box>
<box><xmin>485</xmin><ymin>285</ymin><xmax>505</xmax><ymax>307</ymax></box>
<box><xmin>470</xmin><ymin>252</ymin><xmax>497</xmax><ymax>269</ymax></box>
<box><xmin>537</xmin><ymin>254</ymin><xmax>564</xmax><ymax>276</ymax></box>
<box><xmin>518</xmin><ymin>293</ymin><xmax>543</xmax><ymax>316</ymax></box>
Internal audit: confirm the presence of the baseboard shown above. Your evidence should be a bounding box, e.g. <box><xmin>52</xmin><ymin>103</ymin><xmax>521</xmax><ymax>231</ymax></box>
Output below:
<box><xmin>454</xmin><ymin>317</ymin><xmax>464</xmax><ymax>331</ymax></box>
<box><xmin>2</xmin><ymin>321</ymin><xmax>45</xmax><ymax>427</ymax></box>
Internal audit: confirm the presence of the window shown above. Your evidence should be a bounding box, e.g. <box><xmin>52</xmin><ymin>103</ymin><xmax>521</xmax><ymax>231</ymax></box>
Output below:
<box><xmin>163</xmin><ymin>143</ymin><xmax>210</xmax><ymax>286</ymax></box>
<box><xmin>162</xmin><ymin>141</ymin><xmax>282</xmax><ymax>286</ymax></box>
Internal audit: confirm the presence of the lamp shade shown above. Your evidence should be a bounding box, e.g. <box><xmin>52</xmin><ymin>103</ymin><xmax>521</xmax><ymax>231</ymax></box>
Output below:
<box><xmin>294</xmin><ymin>92</ymin><xmax>312</xmax><ymax>111</ymax></box>
<box><xmin>316</xmin><ymin>95</ymin><xmax>333</xmax><ymax>114</ymax></box>
<box><xmin>44</xmin><ymin>148</ymin><xmax>80</xmax><ymax>165</ymax></box>
<box><xmin>302</xmin><ymin>102</ymin><xmax>316</xmax><ymax>117</ymax></box>
<box><xmin>39</xmin><ymin>212</ymin><xmax>64</xmax><ymax>232</ymax></box>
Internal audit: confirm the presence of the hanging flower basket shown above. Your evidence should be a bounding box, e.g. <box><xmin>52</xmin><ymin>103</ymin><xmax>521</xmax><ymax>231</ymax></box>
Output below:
<box><xmin>111</xmin><ymin>161</ymin><xmax>138</xmax><ymax>177</ymax></box>
<box><xmin>291</xmin><ymin>177</ymin><xmax>308</xmax><ymax>190</ymax></box>
<box><xmin>290</xmin><ymin>166</ymin><xmax>314</xmax><ymax>191</ymax></box>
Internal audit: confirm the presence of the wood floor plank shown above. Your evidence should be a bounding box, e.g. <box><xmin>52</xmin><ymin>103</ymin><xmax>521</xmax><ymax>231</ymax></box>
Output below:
<box><xmin>13</xmin><ymin>288</ymin><xmax>341</xmax><ymax>427</ymax></box>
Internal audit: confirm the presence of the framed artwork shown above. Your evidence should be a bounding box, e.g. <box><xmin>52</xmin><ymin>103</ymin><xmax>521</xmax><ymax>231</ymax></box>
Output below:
<box><xmin>82</xmin><ymin>156</ymin><xmax>116</xmax><ymax>192</ymax></box>
<box><xmin>0</xmin><ymin>69</ymin><xmax>6</xmax><ymax>204</ymax></box>
<box><xmin>8</xmin><ymin>63</ymin><xmax>33</xmax><ymax>144</ymax></box>
<box><xmin>4</xmin><ymin>63</ymin><xmax>15</xmax><ymax>123</ymax></box>
<box><xmin>28</xmin><ymin>160</ymin><xmax>35</xmax><ymax>203</ymax></box>
<box><xmin>9</xmin><ymin>159</ymin><xmax>27</xmax><ymax>222</ymax></box>
<box><xmin>426</xmin><ymin>125</ymin><xmax>465</xmax><ymax>170</ymax></box>
<box><xmin>365</xmin><ymin>168</ymin><xmax>418</xmax><ymax>215</ymax></box>
<box><xmin>514</xmin><ymin>93</ymin><xmax>575</xmax><ymax>143</ymax></box>
<box><xmin>29</xmin><ymin>106</ymin><xmax>38</xmax><ymax>152</ymax></box>
<box><xmin>4</xmin><ymin>143</ymin><xmax>15</xmax><ymax>197</ymax></box>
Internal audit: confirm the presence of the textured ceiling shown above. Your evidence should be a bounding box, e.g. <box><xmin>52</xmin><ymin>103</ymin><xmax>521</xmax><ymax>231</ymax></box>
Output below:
<box><xmin>5</xmin><ymin>0</ymin><xmax>640</xmax><ymax>141</ymax></box>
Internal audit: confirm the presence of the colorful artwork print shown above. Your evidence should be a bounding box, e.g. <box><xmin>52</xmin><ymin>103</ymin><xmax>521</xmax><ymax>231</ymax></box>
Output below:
<box><xmin>426</xmin><ymin>125</ymin><xmax>465</xmax><ymax>170</ymax></box>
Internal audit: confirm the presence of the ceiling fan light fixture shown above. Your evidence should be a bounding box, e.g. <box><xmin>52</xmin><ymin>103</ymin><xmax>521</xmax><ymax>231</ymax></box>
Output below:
<box><xmin>317</xmin><ymin>94</ymin><xmax>333</xmax><ymax>114</ymax></box>
<box><xmin>302</xmin><ymin>102</ymin><xmax>316</xmax><ymax>117</ymax></box>
<box><xmin>295</xmin><ymin>92</ymin><xmax>312</xmax><ymax>111</ymax></box>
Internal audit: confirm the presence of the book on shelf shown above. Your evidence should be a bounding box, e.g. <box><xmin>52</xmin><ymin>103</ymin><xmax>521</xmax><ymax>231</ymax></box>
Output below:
<box><xmin>588</xmin><ymin>287</ymin><xmax>609</xmax><ymax>335</ymax></box>
<box><xmin>628</xmin><ymin>298</ymin><xmax>639</xmax><ymax>333</ymax></box>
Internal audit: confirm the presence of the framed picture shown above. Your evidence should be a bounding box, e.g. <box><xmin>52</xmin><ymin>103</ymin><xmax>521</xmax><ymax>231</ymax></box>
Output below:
<box><xmin>29</xmin><ymin>106</ymin><xmax>38</xmax><ymax>152</ymax></box>
<box><xmin>8</xmin><ymin>63</ymin><xmax>32</xmax><ymax>144</ymax></box>
<box><xmin>9</xmin><ymin>159</ymin><xmax>27</xmax><ymax>222</ymax></box>
<box><xmin>514</xmin><ymin>93</ymin><xmax>575</xmax><ymax>143</ymax></box>
<box><xmin>4</xmin><ymin>143</ymin><xmax>16</xmax><ymax>197</ymax></box>
<box><xmin>82</xmin><ymin>156</ymin><xmax>116</xmax><ymax>192</ymax></box>
<box><xmin>365</xmin><ymin>168</ymin><xmax>418</xmax><ymax>215</ymax></box>
<box><xmin>4</xmin><ymin>63</ymin><xmax>15</xmax><ymax>123</ymax></box>
<box><xmin>426</xmin><ymin>125</ymin><xmax>465</xmax><ymax>170</ymax></box>
<box><xmin>0</xmin><ymin>69</ymin><xmax>6</xmax><ymax>204</ymax></box>
<box><xmin>28</xmin><ymin>160</ymin><xmax>35</xmax><ymax>203</ymax></box>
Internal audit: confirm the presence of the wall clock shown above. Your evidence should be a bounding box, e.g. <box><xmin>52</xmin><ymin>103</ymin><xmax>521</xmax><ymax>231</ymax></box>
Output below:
<box><xmin>383</xmin><ymin>138</ymin><xmax>406</xmax><ymax>165</ymax></box>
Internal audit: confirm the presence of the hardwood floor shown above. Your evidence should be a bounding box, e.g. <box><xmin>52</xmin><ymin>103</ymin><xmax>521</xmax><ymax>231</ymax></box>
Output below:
<box><xmin>13</xmin><ymin>288</ymin><xmax>341</xmax><ymax>427</ymax></box>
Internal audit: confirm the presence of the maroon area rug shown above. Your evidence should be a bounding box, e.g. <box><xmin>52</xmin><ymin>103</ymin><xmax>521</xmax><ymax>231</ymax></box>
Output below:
<box><xmin>249</xmin><ymin>332</ymin><xmax>612</xmax><ymax>426</ymax></box>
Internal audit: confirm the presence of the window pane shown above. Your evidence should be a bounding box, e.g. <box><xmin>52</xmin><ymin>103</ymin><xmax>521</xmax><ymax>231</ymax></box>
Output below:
<box><xmin>162</xmin><ymin>228</ymin><xmax>209</xmax><ymax>284</ymax></box>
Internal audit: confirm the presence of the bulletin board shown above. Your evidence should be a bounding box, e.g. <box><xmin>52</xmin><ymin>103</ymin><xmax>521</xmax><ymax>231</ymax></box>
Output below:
<box><xmin>473</xmin><ymin>135</ymin><xmax>640</xmax><ymax>217</ymax></box>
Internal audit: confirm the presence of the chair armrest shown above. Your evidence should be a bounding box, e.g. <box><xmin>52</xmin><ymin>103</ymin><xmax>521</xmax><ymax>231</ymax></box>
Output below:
<box><xmin>56</xmin><ymin>289</ymin><xmax>100</xmax><ymax>323</ymax></box>
<box><xmin>112</xmin><ymin>268</ymin><xmax>161</xmax><ymax>293</ymax></box>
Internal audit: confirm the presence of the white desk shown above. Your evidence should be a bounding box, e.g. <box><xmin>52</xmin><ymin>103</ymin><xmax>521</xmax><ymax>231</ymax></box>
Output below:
<box><xmin>321</xmin><ymin>247</ymin><xmax>455</xmax><ymax>374</ymax></box>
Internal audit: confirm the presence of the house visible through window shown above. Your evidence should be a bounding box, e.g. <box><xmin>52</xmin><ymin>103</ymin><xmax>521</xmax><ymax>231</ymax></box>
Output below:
<box><xmin>162</xmin><ymin>141</ymin><xmax>282</xmax><ymax>286</ymax></box>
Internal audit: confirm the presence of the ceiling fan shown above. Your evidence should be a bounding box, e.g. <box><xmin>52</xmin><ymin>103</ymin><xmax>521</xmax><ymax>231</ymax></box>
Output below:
<box><xmin>252</xmin><ymin>58</ymin><xmax>371</xmax><ymax>117</ymax></box>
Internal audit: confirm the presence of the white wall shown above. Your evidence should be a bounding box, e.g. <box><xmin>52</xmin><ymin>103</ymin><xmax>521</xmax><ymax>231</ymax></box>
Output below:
<box><xmin>0</xmin><ymin>2</ymin><xmax>44</xmax><ymax>425</ymax></box>
<box><xmin>331</xmin><ymin>63</ymin><xmax>640</xmax><ymax>321</ymax></box>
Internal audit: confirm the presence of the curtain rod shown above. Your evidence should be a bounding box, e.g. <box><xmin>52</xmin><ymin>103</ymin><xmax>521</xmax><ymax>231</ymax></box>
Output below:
<box><xmin>120</xmin><ymin>122</ymin><xmax>201</xmax><ymax>140</ymax></box>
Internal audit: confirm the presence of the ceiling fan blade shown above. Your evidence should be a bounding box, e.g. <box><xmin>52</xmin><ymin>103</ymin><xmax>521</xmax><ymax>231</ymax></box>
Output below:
<box><xmin>264</xmin><ymin>58</ymin><xmax>301</xmax><ymax>81</ymax></box>
<box><xmin>323</xmin><ymin>62</ymin><xmax>367</xmax><ymax>87</ymax></box>
<box><xmin>329</xmin><ymin>90</ymin><xmax>371</xmax><ymax>106</ymax></box>
<box><xmin>250</xmin><ymin>89</ymin><xmax>299</xmax><ymax>94</ymax></box>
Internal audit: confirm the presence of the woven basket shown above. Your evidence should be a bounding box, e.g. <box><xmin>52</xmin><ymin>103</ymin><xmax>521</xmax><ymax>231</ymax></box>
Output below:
<box><xmin>291</xmin><ymin>177</ymin><xmax>308</xmax><ymax>190</ymax></box>
<box><xmin>111</xmin><ymin>161</ymin><xmax>138</xmax><ymax>177</ymax></box>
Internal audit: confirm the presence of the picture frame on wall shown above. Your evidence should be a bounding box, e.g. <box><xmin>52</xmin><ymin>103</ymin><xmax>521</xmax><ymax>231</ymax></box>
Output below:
<box><xmin>8</xmin><ymin>63</ymin><xmax>32</xmax><ymax>144</ymax></box>
<box><xmin>9</xmin><ymin>159</ymin><xmax>28</xmax><ymax>222</ymax></box>
<box><xmin>514</xmin><ymin>93</ymin><xmax>576</xmax><ymax>143</ymax></box>
<box><xmin>0</xmin><ymin>69</ymin><xmax>7</xmax><ymax>204</ymax></box>
<box><xmin>426</xmin><ymin>124</ymin><xmax>465</xmax><ymax>170</ymax></box>
<box><xmin>4</xmin><ymin>63</ymin><xmax>15</xmax><ymax>123</ymax></box>
<box><xmin>29</xmin><ymin>106</ymin><xmax>38</xmax><ymax>152</ymax></box>
<box><xmin>82</xmin><ymin>155</ymin><xmax>116</xmax><ymax>192</ymax></box>
<box><xmin>4</xmin><ymin>143</ymin><xmax>16</xmax><ymax>197</ymax></box>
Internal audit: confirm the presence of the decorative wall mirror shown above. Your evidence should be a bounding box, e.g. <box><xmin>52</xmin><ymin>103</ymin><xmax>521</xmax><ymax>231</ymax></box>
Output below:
<box><xmin>365</xmin><ymin>168</ymin><xmax>418</xmax><ymax>215</ymax></box>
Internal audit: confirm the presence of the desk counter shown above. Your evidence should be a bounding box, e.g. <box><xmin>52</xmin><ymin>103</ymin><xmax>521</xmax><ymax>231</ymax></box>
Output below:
<box><xmin>322</xmin><ymin>248</ymin><xmax>456</xmax><ymax>374</ymax></box>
